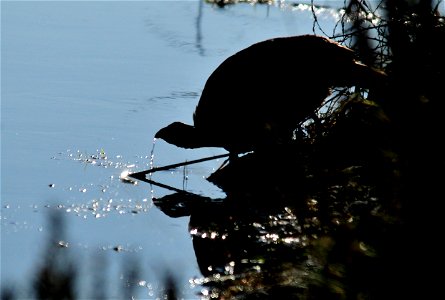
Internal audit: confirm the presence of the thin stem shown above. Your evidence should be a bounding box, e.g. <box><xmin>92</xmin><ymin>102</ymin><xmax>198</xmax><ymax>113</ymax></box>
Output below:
<box><xmin>129</xmin><ymin>153</ymin><xmax>230</xmax><ymax>179</ymax></box>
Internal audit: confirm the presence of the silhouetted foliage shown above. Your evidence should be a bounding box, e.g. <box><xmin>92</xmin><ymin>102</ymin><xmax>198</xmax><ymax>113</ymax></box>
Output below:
<box><xmin>0</xmin><ymin>287</ymin><xmax>16</xmax><ymax>300</ymax></box>
<box><xmin>121</xmin><ymin>257</ymin><xmax>141</xmax><ymax>300</ymax></box>
<box><xmin>1</xmin><ymin>210</ymin><xmax>179</xmax><ymax>299</ymax></box>
<box><xmin>152</xmin><ymin>0</ymin><xmax>445</xmax><ymax>299</ymax></box>
<box><xmin>161</xmin><ymin>271</ymin><xmax>179</xmax><ymax>300</ymax></box>
<box><xmin>32</xmin><ymin>212</ymin><xmax>76</xmax><ymax>300</ymax></box>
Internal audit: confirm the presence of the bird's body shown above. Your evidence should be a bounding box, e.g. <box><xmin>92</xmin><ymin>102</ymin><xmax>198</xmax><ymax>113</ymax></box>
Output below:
<box><xmin>155</xmin><ymin>35</ymin><xmax>386</xmax><ymax>154</ymax></box>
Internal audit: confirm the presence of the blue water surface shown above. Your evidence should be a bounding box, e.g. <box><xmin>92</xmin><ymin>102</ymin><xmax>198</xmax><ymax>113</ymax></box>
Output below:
<box><xmin>1</xmin><ymin>1</ymin><xmax>342</xmax><ymax>298</ymax></box>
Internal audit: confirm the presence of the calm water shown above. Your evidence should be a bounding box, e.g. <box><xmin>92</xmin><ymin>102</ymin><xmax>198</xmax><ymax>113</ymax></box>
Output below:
<box><xmin>1</xmin><ymin>1</ymin><xmax>342</xmax><ymax>298</ymax></box>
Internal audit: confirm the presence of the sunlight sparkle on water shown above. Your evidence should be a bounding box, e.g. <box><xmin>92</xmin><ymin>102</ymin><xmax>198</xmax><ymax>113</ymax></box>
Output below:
<box><xmin>58</xmin><ymin>240</ymin><xmax>69</xmax><ymax>248</ymax></box>
<box><xmin>291</xmin><ymin>3</ymin><xmax>343</xmax><ymax>21</ymax></box>
<box><xmin>119</xmin><ymin>170</ymin><xmax>138</xmax><ymax>185</ymax></box>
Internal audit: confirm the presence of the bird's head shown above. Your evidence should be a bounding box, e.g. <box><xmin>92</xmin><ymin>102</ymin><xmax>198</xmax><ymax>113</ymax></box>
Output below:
<box><xmin>154</xmin><ymin>122</ymin><xmax>199</xmax><ymax>149</ymax></box>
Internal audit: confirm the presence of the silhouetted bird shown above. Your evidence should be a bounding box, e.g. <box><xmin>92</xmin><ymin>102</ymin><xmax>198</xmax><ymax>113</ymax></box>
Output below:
<box><xmin>155</xmin><ymin>34</ymin><xmax>386</xmax><ymax>154</ymax></box>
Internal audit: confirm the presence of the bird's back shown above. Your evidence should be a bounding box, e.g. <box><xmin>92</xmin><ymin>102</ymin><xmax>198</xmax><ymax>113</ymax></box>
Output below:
<box><xmin>193</xmin><ymin>35</ymin><xmax>358</xmax><ymax>152</ymax></box>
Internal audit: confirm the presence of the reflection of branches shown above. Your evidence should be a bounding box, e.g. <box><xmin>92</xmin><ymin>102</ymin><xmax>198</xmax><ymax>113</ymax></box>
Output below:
<box><xmin>205</xmin><ymin>0</ymin><xmax>270</xmax><ymax>7</ymax></box>
<box><xmin>310</xmin><ymin>0</ymin><xmax>330</xmax><ymax>36</ymax></box>
<box><xmin>196</xmin><ymin>0</ymin><xmax>205</xmax><ymax>56</ymax></box>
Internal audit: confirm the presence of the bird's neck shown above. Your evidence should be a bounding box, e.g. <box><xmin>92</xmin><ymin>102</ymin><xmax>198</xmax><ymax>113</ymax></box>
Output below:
<box><xmin>174</xmin><ymin>125</ymin><xmax>220</xmax><ymax>149</ymax></box>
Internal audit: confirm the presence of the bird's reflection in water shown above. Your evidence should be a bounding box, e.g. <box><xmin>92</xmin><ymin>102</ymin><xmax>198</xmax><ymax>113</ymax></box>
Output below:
<box><xmin>153</xmin><ymin>159</ymin><xmax>315</xmax><ymax>298</ymax></box>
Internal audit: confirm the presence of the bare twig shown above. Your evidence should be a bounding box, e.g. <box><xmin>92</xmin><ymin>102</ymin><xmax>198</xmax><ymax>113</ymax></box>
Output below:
<box><xmin>129</xmin><ymin>153</ymin><xmax>230</xmax><ymax>180</ymax></box>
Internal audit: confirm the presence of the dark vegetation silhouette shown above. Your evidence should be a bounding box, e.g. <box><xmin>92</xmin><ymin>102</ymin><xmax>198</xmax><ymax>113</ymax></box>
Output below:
<box><xmin>2</xmin><ymin>0</ymin><xmax>444</xmax><ymax>299</ymax></box>
<box><xmin>154</xmin><ymin>0</ymin><xmax>445</xmax><ymax>299</ymax></box>
<box><xmin>1</xmin><ymin>210</ymin><xmax>179</xmax><ymax>300</ymax></box>
<box><xmin>32</xmin><ymin>213</ymin><xmax>76</xmax><ymax>300</ymax></box>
